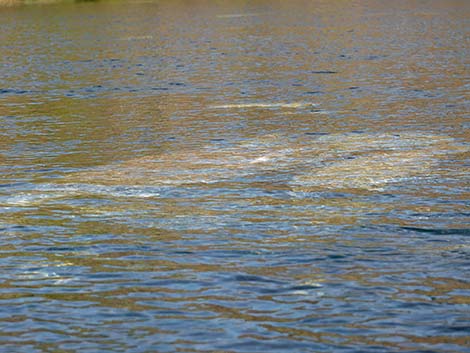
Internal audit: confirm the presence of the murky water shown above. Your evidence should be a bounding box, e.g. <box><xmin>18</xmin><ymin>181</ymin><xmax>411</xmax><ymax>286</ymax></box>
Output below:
<box><xmin>1</xmin><ymin>1</ymin><xmax>469</xmax><ymax>352</ymax></box>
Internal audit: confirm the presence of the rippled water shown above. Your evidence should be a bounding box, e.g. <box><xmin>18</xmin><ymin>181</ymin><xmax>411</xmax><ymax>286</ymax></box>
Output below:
<box><xmin>1</xmin><ymin>1</ymin><xmax>469</xmax><ymax>352</ymax></box>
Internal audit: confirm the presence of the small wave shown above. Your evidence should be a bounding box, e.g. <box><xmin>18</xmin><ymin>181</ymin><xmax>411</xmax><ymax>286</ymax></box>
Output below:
<box><xmin>1</xmin><ymin>191</ymin><xmax>74</xmax><ymax>206</ymax></box>
<box><xmin>401</xmin><ymin>226</ymin><xmax>470</xmax><ymax>236</ymax></box>
<box><xmin>0</xmin><ymin>88</ymin><xmax>31</xmax><ymax>95</ymax></box>
<box><xmin>118</xmin><ymin>35</ymin><xmax>154</xmax><ymax>41</ymax></box>
<box><xmin>209</xmin><ymin>102</ymin><xmax>317</xmax><ymax>109</ymax></box>
<box><xmin>311</xmin><ymin>70</ymin><xmax>338</xmax><ymax>74</ymax></box>
<box><xmin>216</xmin><ymin>13</ymin><xmax>260</xmax><ymax>19</ymax></box>
<box><xmin>1</xmin><ymin>184</ymin><xmax>160</xmax><ymax>207</ymax></box>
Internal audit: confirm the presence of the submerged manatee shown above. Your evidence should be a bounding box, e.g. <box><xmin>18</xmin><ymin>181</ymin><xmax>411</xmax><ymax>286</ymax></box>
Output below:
<box><xmin>62</xmin><ymin>132</ymin><xmax>467</xmax><ymax>192</ymax></box>
<box><xmin>64</xmin><ymin>135</ymin><xmax>291</xmax><ymax>186</ymax></box>
<box><xmin>2</xmin><ymin>132</ymin><xmax>466</xmax><ymax>208</ymax></box>
<box><xmin>293</xmin><ymin>132</ymin><xmax>468</xmax><ymax>191</ymax></box>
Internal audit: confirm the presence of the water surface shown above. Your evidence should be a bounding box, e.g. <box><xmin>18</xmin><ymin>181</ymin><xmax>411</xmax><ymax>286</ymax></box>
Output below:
<box><xmin>0</xmin><ymin>1</ymin><xmax>469</xmax><ymax>352</ymax></box>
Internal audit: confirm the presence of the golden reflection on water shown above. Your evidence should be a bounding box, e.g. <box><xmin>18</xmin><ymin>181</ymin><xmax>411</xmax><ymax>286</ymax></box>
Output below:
<box><xmin>0</xmin><ymin>0</ymin><xmax>469</xmax><ymax>352</ymax></box>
